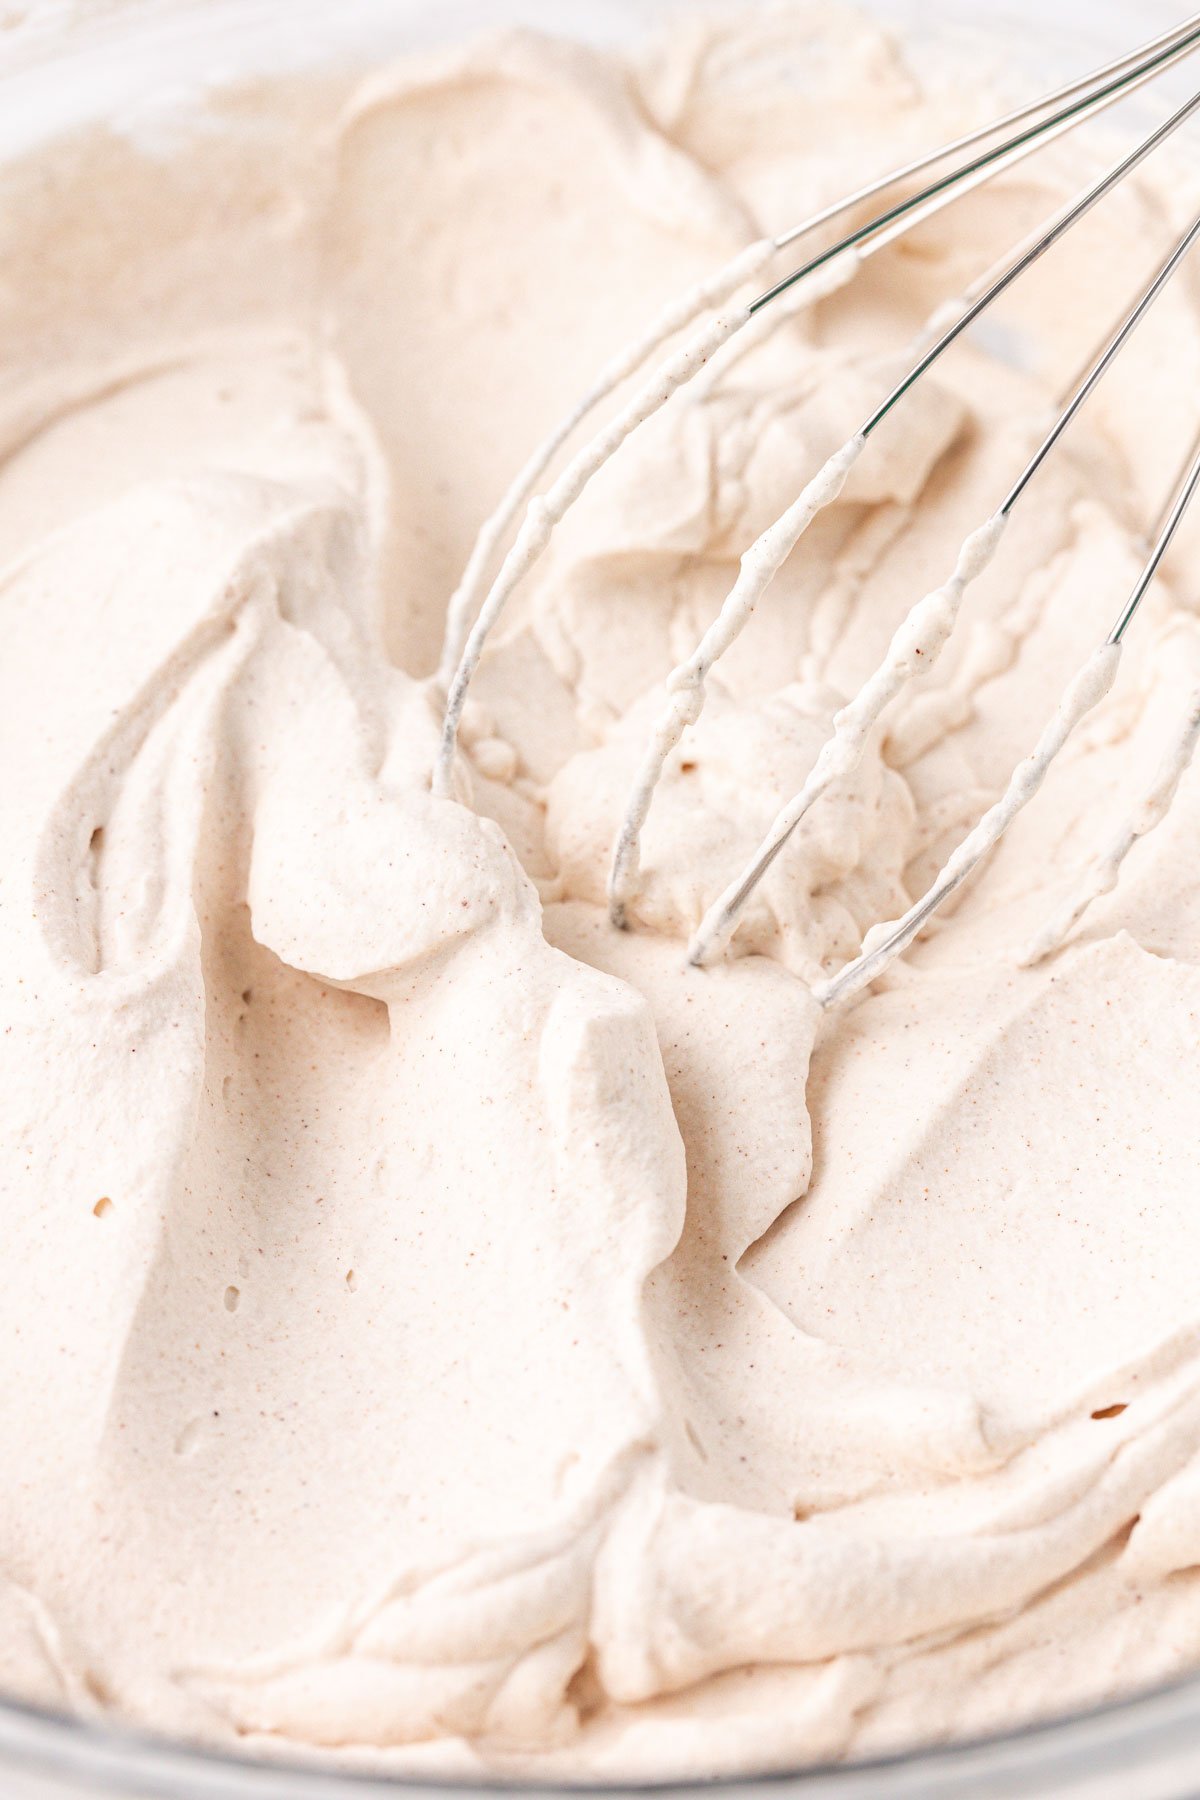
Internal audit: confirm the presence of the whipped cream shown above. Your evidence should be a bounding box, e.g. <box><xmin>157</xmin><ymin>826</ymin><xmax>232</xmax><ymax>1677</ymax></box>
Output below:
<box><xmin>3</xmin><ymin>5</ymin><xmax>1200</xmax><ymax>1780</ymax></box>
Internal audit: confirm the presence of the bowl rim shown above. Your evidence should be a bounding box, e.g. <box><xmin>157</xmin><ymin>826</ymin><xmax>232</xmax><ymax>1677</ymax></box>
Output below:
<box><xmin>4</xmin><ymin>1665</ymin><xmax>1200</xmax><ymax>1798</ymax></box>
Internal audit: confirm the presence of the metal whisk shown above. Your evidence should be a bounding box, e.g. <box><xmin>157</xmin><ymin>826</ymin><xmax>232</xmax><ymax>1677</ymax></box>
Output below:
<box><xmin>433</xmin><ymin>14</ymin><xmax>1200</xmax><ymax>1009</ymax></box>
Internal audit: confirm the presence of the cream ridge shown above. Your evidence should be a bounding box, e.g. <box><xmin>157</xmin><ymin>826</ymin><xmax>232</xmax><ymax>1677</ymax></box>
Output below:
<box><xmin>3</xmin><ymin>4</ymin><xmax>1200</xmax><ymax>1779</ymax></box>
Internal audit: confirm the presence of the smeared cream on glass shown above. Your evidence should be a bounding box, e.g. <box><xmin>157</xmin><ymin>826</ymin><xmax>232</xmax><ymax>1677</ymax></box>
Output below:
<box><xmin>4</xmin><ymin>5</ymin><xmax>1200</xmax><ymax>1780</ymax></box>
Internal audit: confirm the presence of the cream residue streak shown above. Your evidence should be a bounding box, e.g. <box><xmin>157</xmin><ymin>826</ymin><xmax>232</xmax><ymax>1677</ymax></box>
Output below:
<box><xmin>815</xmin><ymin>638</ymin><xmax>1121</xmax><ymax>1007</ymax></box>
<box><xmin>608</xmin><ymin>431</ymin><xmax>866</xmax><ymax>922</ymax></box>
<box><xmin>435</xmin><ymin>234</ymin><xmax>777</xmax><ymax>695</ymax></box>
<box><xmin>1021</xmin><ymin>676</ymin><xmax>1200</xmax><ymax>964</ymax></box>
<box><xmin>687</xmin><ymin>510</ymin><xmax>1007</xmax><ymax>966</ymax></box>
<box><xmin>4</xmin><ymin>6</ymin><xmax>1200</xmax><ymax>1783</ymax></box>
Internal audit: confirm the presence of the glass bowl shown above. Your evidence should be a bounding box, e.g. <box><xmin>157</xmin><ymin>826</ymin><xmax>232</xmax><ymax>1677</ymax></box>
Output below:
<box><xmin>0</xmin><ymin>1</ymin><xmax>1196</xmax><ymax>1795</ymax></box>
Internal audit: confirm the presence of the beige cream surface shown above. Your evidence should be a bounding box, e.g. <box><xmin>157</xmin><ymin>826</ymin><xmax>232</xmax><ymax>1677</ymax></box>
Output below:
<box><xmin>4</xmin><ymin>4</ymin><xmax>1200</xmax><ymax>1778</ymax></box>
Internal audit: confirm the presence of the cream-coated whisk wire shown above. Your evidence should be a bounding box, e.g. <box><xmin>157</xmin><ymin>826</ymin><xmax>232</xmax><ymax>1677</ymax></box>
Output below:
<box><xmin>817</xmin><ymin>431</ymin><xmax>1200</xmax><ymax>1008</ymax></box>
<box><xmin>684</xmin><ymin>175</ymin><xmax>1200</xmax><ymax>977</ymax></box>
<box><xmin>616</xmin><ymin>81</ymin><xmax>1200</xmax><ymax>947</ymax></box>
<box><xmin>432</xmin><ymin>12</ymin><xmax>1200</xmax><ymax>800</ymax></box>
<box><xmin>1015</xmin><ymin>431</ymin><xmax>1200</xmax><ymax>969</ymax></box>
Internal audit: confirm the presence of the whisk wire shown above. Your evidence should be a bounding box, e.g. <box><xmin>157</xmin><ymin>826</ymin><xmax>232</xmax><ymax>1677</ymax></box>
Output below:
<box><xmin>864</xmin><ymin>88</ymin><xmax>1200</xmax><ymax>440</ymax></box>
<box><xmin>636</xmin><ymin>94</ymin><xmax>1200</xmax><ymax>960</ymax></box>
<box><xmin>770</xmin><ymin>12</ymin><xmax>1200</xmax><ymax>253</ymax></box>
<box><xmin>814</xmin><ymin>428</ymin><xmax>1200</xmax><ymax>1011</ymax></box>
<box><xmin>434</xmin><ymin>15</ymin><xmax>1200</xmax><ymax>788</ymax></box>
<box><xmin>1111</xmin><ymin>434</ymin><xmax>1200</xmax><ymax>644</ymax></box>
<box><xmin>753</xmin><ymin>16</ymin><xmax>1200</xmax><ymax>314</ymax></box>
